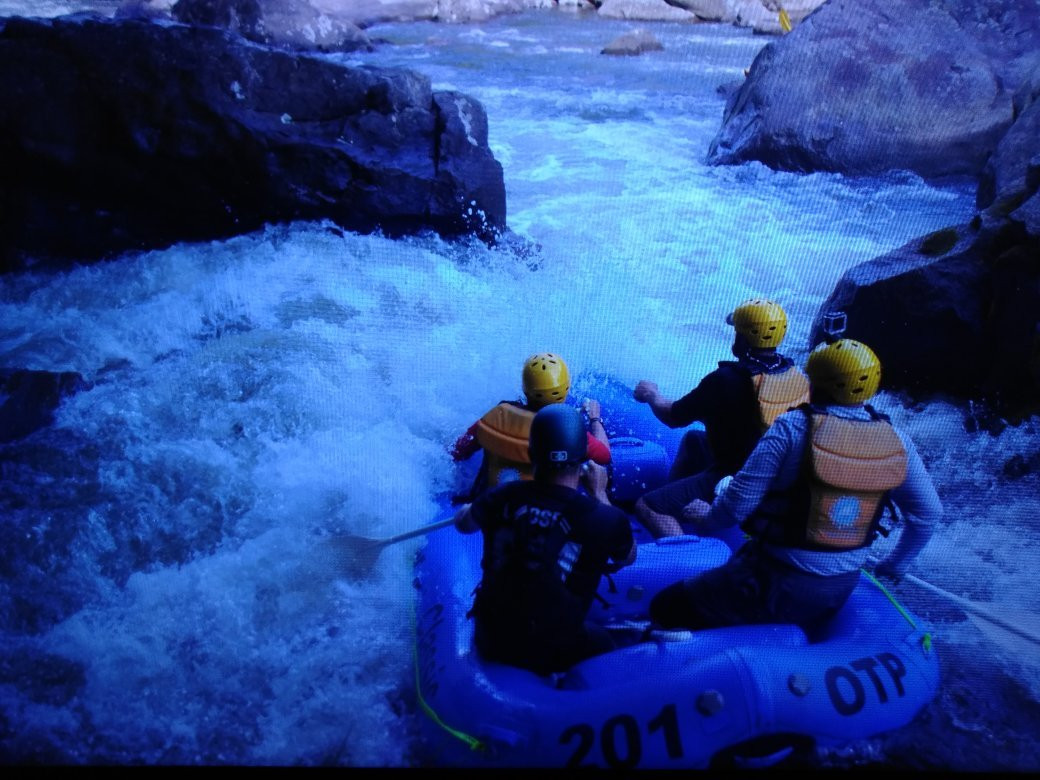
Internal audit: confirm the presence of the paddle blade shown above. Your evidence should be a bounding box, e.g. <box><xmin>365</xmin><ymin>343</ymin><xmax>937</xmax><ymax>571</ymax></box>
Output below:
<box><xmin>321</xmin><ymin>516</ymin><xmax>457</xmax><ymax>580</ymax></box>
<box><xmin>325</xmin><ymin>535</ymin><xmax>386</xmax><ymax>580</ymax></box>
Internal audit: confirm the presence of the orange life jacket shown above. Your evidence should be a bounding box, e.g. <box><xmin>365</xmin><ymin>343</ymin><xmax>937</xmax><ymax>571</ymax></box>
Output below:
<box><xmin>802</xmin><ymin>411</ymin><xmax>908</xmax><ymax>549</ymax></box>
<box><xmin>475</xmin><ymin>402</ymin><xmax>536</xmax><ymax>487</ymax></box>
<box><xmin>745</xmin><ymin>406</ymin><xmax>908</xmax><ymax>551</ymax></box>
<box><xmin>752</xmin><ymin>365</ymin><xmax>810</xmax><ymax>431</ymax></box>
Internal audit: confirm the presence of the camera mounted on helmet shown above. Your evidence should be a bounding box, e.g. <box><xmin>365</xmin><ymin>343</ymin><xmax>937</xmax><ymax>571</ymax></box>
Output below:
<box><xmin>822</xmin><ymin>311</ymin><xmax>848</xmax><ymax>344</ymax></box>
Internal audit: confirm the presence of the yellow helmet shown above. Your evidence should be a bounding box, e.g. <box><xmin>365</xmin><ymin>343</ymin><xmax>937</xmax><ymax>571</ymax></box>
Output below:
<box><xmin>806</xmin><ymin>339</ymin><xmax>882</xmax><ymax>404</ymax></box>
<box><xmin>522</xmin><ymin>353</ymin><xmax>570</xmax><ymax>409</ymax></box>
<box><xmin>728</xmin><ymin>299</ymin><xmax>788</xmax><ymax>349</ymax></box>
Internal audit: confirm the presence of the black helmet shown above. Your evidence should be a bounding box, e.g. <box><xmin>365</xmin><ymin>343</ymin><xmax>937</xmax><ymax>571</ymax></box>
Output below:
<box><xmin>528</xmin><ymin>404</ymin><xmax>587</xmax><ymax>468</ymax></box>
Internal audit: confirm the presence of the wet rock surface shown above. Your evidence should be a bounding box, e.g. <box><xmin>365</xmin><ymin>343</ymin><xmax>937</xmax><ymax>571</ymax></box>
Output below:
<box><xmin>0</xmin><ymin>14</ymin><xmax>506</xmax><ymax>272</ymax></box>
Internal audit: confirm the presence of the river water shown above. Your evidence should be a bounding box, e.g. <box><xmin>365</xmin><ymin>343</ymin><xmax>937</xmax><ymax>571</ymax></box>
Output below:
<box><xmin>1</xmin><ymin>3</ymin><xmax>1038</xmax><ymax>770</ymax></box>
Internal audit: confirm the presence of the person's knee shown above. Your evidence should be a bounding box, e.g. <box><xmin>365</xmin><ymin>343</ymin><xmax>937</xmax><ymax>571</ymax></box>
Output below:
<box><xmin>634</xmin><ymin>496</ymin><xmax>651</xmax><ymax>520</ymax></box>
<box><xmin>635</xmin><ymin>495</ymin><xmax>679</xmax><ymax>538</ymax></box>
<box><xmin>636</xmin><ymin>495</ymin><xmax>671</xmax><ymax>530</ymax></box>
<box><xmin>637</xmin><ymin>492</ymin><xmax>672</xmax><ymax>520</ymax></box>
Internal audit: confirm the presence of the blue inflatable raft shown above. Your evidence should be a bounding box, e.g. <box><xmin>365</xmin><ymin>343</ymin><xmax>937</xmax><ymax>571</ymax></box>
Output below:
<box><xmin>413</xmin><ymin>375</ymin><xmax>939</xmax><ymax>768</ymax></box>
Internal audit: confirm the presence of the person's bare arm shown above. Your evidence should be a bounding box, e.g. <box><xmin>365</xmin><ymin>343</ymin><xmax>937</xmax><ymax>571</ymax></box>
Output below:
<box><xmin>633</xmin><ymin>380</ymin><xmax>678</xmax><ymax>427</ymax></box>
<box><xmin>581</xmin><ymin>462</ymin><xmax>612</xmax><ymax>505</ymax></box>
<box><xmin>582</xmin><ymin>398</ymin><xmax>610</xmax><ymax>450</ymax></box>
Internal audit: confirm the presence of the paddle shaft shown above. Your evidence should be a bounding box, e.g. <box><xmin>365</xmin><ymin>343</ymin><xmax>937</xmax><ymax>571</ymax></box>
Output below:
<box><xmin>377</xmin><ymin>516</ymin><xmax>456</xmax><ymax>547</ymax></box>
<box><xmin>901</xmin><ymin>572</ymin><xmax>1040</xmax><ymax>646</ymax></box>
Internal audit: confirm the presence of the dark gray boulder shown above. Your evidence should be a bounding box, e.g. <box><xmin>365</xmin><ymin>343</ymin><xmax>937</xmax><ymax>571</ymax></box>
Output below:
<box><xmin>1012</xmin><ymin>182</ymin><xmax>1040</xmax><ymax>236</ymax></box>
<box><xmin>169</xmin><ymin>0</ymin><xmax>374</xmax><ymax>53</ymax></box>
<box><xmin>942</xmin><ymin>0</ymin><xmax>1040</xmax><ymax>95</ymax></box>
<box><xmin>601</xmin><ymin>29</ymin><xmax>665</xmax><ymax>56</ymax></box>
<box><xmin>171</xmin><ymin>0</ymin><xmax>262</xmax><ymax>30</ymax></box>
<box><xmin>977</xmin><ymin>58</ymin><xmax>1040</xmax><ymax>213</ymax></box>
<box><xmin>708</xmin><ymin>0</ymin><xmax>1040</xmax><ymax>180</ymax></box>
<box><xmin>809</xmin><ymin>215</ymin><xmax>1040</xmax><ymax>417</ymax></box>
<box><xmin>0</xmin><ymin>14</ymin><xmax>506</xmax><ymax>272</ymax></box>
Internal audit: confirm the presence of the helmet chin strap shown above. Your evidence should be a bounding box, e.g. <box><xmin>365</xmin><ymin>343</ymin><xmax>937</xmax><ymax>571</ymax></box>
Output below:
<box><xmin>733</xmin><ymin>335</ymin><xmax>784</xmax><ymax>372</ymax></box>
<box><xmin>745</xmin><ymin>350</ymin><xmax>784</xmax><ymax>372</ymax></box>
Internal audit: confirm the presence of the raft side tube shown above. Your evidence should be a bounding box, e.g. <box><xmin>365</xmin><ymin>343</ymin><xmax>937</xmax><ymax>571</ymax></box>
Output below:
<box><xmin>506</xmin><ymin>646</ymin><xmax>771</xmax><ymax>768</ymax></box>
<box><xmin>736</xmin><ymin>634</ymin><xmax>938</xmax><ymax>745</ymax></box>
<box><xmin>561</xmin><ymin>623</ymin><xmax>809</xmax><ymax>691</ymax></box>
<box><xmin>608</xmin><ymin>436</ymin><xmax>671</xmax><ymax>505</ymax></box>
<box><xmin>729</xmin><ymin>575</ymin><xmax>940</xmax><ymax>746</ymax></box>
